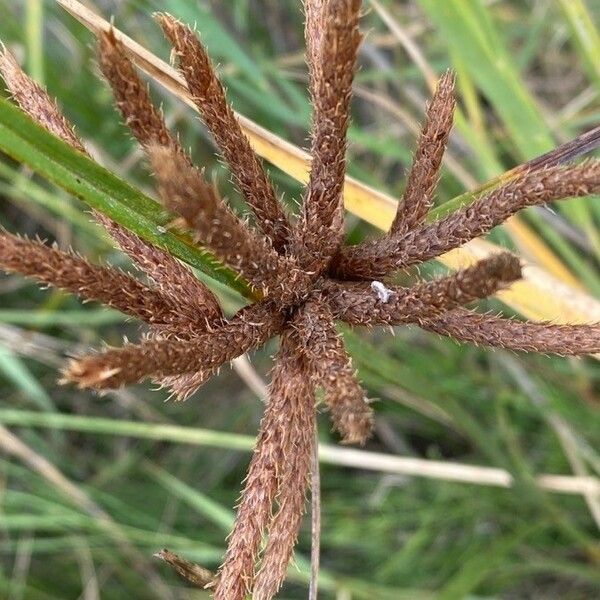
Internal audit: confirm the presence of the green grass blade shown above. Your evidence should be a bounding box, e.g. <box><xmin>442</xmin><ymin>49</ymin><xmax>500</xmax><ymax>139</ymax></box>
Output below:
<box><xmin>0</xmin><ymin>98</ymin><xmax>254</xmax><ymax>299</ymax></box>
<box><xmin>417</xmin><ymin>0</ymin><xmax>596</xmax><ymax>233</ymax></box>
<box><xmin>0</xmin><ymin>309</ymin><xmax>126</xmax><ymax>327</ymax></box>
<box><xmin>0</xmin><ymin>161</ymin><xmax>101</xmax><ymax>236</ymax></box>
<box><xmin>0</xmin><ymin>409</ymin><xmax>256</xmax><ymax>450</ymax></box>
<box><xmin>142</xmin><ymin>462</ymin><xmax>234</xmax><ymax>532</ymax></box>
<box><xmin>417</xmin><ymin>0</ymin><xmax>552</xmax><ymax>158</ymax></box>
<box><xmin>25</xmin><ymin>0</ymin><xmax>44</xmax><ymax>84</ymax></box>
<box><xmin>438</xmin><ymin>525</ymin><xmax>542</xmax><ymax>600</ymax></box>
<box><xmin>0</xmin><ymin>345</ymin><xmax>54</xmax><ymax>411</ymax></box>
<box><xmin>556</xmin><ymin>0</ymin><xmax>600</xmax><ymax>93</ymax></box>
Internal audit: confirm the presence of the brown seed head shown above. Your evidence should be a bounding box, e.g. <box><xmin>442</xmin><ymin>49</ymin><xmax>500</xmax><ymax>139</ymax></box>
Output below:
<box><xmin>292</xmin><ymin>0</ymin><xmax>362</xmax><ymax>273</ymax></box>
<box><xmin>391</xmin><ymin>70</ymin><xmax>456</xmax><ymax>235</ymax></box>
<box><xmin>0</xmin><ymin>46</ymin><xmax>86</xmax><ymax>152</ymax></box>
<box><xmin>156</xmin><ymin>13</ymin><xmax>291</xmax><ymax>251</ymax></box>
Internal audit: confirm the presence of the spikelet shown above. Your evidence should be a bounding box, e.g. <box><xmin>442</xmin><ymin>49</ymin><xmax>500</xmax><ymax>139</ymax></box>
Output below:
<box><xmin>156</xmin><ymin>13</ymin><xmax>290</xmax><ymax>251</ymax></box>
<box><xmin>328</xmin><ymin>253</ymin><xmax>522</xmax><ymax>325</ymax></box>
<box><xmin>390</xmin><ymin>70</ymin><xmax>456</xmax><ymax>235</ymax></box>
<box><xmin>334</xmin><ymin>162</ymin><xmax>600</xmax><ymax>278</ymax></box>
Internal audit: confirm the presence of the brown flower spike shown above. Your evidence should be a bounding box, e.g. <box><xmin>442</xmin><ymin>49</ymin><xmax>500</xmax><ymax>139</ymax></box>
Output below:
<box><xmin>1</xmin><ymin>2</ymin><xmax>600</xmax><ymax>598</ymax></box>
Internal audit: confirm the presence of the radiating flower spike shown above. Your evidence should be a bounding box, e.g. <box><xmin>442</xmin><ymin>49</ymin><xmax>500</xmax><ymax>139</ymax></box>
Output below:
<box><xmin>62</xmin><ymin>300</ymin><xmax>285</xmax><ymax>389</ymax></box>
<box><xmin>99</xmin><ymin>217</ymin><xmax>223</xmax><ymax>328</ymax></box>
<box><xmin>156</xmin><ymin>13</ymin><xmax>291</xmax><ymax>251</ymax></box>
<box><xmin>98</xmin><ymin>28</ymin><xmax>188</xmax><ymax>159</ymax></box>
<box><xmin>215</xmin><ymin>330</ymin><xmax>316</xmax><ymax>600</ymax></box>
<box><xmin>293</xmin><ymin>299</ymin><xmax>373</xmax><ymax>444</ymax></box>
<box><xmin>252</xmin><ymin>336</ymin><xmax>315</xmax><ymax>600</ymax></box>
<box><xmin>424</xmin><ymin>309</ymin><xmax>600</xmax><ymax>355</ymax></box>
<box><xmin>149</xmin><ymin>145</ymin><xmax>309</xmax><ymax>298</ymax></box>
<box><xmin>0</xmin><ymin>232</ymin><xmax>177</xmax><ymax>325</ymax></box>
<box><xmin>328</xmin><ymin>253</ymin><xmax>522</xmax><ymax>326</ymax></box>
<box><xmin>2</xmin><ymin>3</ymin><xmax>600</xmax><ymax>598</ymax></box>
<box><xmin>335</xmin><ymin>161</ymin><xmax>600</xmax><ymax>279</ymax></box>
<box><xmin>292</xmin><ymin>0</ymin><xmax>362</xmax><ymax>273</ymax></box>
<box><xmin>390</xmin><ymin>69</ymin><xmax>456</xmax><ymax>235</ymax></box>
<box><xmin>0</xmin><ymin>45</ymin><xmax>85</xmax><ymax>152</ymax></box>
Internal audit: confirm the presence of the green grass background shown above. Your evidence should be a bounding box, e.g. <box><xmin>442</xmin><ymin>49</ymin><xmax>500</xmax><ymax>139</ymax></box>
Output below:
<box><xmin>0</xmin><ymin>0</ymin><xmax>599</xmax><ymax>598</ymax></box>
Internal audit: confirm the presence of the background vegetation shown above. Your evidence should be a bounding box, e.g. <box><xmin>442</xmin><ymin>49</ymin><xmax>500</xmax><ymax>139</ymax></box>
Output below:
<box><xmin>1</xmin><ymin>0</ymin><xmax>599</xmax><ymax>598</ymax></box>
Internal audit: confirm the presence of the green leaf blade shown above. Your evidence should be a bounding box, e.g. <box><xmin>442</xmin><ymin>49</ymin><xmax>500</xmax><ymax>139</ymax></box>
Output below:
<box><xmin>0</xmin><ymin>98</ymin><xmax>255</xmax><ymax>299</ymax></box>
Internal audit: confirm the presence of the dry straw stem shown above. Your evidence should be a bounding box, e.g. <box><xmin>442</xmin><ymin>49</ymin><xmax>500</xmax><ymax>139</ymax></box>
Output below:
<box><xmin>328</xmin><ymin>253</ymin><xmax>522</xmax><ymax>326</ymax></box>
<box><xmin>149</xmin><ymin>146</ymin><xmax>310</xmax><ymax>299</ymax></box>
<box><xmin>293</xmin><ymin>299</ymin><xmax>373</xmax><ymax>444</ymax></box>
<box><xmin>215</xmin><ymin>334</ymin><xmax>315</xmax><ymax>600</ymax></box>
<box><xmin>316</xmin><ymin>444</ymin><xmax>600</xmax><ymax>495</ymax></box>
<box><xmin>293</xmin><ymin>0</ymin><xmax>362</xmax><ymax>273</ymax></box>
<box><xmin>391</xmin><ymin>70</ymin><xmax>456</xmax><ymax>234</ymax></box>
<box><xmin>308</xmin><ymin>424</ymin><xmax>321</xmax><ymax>600</ymax></box>
<box><xmin>2</xmin><ymin>408</ymin><xmax>595</xmax><ymax>497</ymax></box>
<box><xmin>62</xmin><ymin>300</ymin><xmax>286</xmax><ymax>389</ymax></box>
<box><xmin>156</xmin><ymin>13</ymin><xmax>290</xmax><ymax>251</ymax></box>
<box><xmin>56</xmin><ymin>0</ymin><xmax>600</xmax><ymax>326</ymax></box>
<box><xmin>334</xmin><ymin>162</ymin><xmax>600</xmax><ymax>279</ymax></box>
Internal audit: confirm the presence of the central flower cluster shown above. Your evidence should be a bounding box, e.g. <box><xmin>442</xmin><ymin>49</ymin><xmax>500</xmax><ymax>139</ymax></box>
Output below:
<box><xmin>1</xmin><ymin>1</ymin><xmax>599</xmax><ymax>598</ymax></box>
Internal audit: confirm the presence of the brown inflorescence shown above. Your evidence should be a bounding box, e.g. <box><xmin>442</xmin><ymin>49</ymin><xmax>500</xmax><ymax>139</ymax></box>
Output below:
<box><xmin>156</xmin><ymin>14</ymin><xmax>291</xmax><ymax>252</ymax></box>
<box><xmin>1</xmin><ymin>2</ymin><xmax>600</xmax><ymax>598</ymax></box>
<box><xmin>390</xmin><ymin>70</ymin><xmax>456</xmax><ymax>235</ymax></box>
